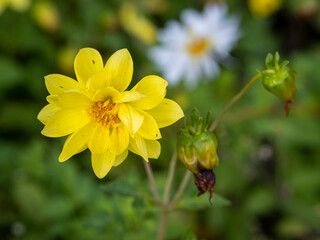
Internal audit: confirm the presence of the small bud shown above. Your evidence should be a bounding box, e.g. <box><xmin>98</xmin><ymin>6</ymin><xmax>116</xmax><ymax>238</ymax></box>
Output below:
<box><xmin>261</xmin><ymin>52</ymin><xmax>297</xmax><ymax>116</ymax></box>
<box><xmin>193</xmin><ymin>131</ymin><xmax>219</xmax><ymax>170</ymax></box>
<box><xmin>177</xmin><ymin>110</ymin><xmax>219</xmax><ymax>202</ymax></box>
<box><xmin>177</xmin><ymin>110</ymin><xmax>219</xmax><ymax>173</ymax></box>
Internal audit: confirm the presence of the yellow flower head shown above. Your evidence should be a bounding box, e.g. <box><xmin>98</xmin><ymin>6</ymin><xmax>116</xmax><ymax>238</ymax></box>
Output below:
<box><xmin>248</xmin><ymin>0</ymin><xmax>282</xmax><ymax>17</ymax></box>
<box><xmin>38</xmin><ymin>48</ymin><xmax>184</xmax><ymax>178</ymax></box>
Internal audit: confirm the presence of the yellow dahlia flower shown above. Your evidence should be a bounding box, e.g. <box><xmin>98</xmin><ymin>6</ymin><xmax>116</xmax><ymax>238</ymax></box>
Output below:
<box><xmin>38</xmin><ymin>48</ymin><xmax>184</xmax><ymax>178</ymax></box>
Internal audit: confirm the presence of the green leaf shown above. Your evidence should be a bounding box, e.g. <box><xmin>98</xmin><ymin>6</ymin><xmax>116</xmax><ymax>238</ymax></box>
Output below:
<box><xmin>245</xmin><ymin>187</ymin><xmax>276</xmax><ymax>215</ymax></box>
<box><xmin>12</xmin><ymin>182</ymin><xmax>46</xmax><ymax>222</ymax></box>
<box><xmin>100</xmin><ymin>180</ymin><xmax>148</xmax><ymax>209</ymax></box>
<box><xmin>175</xmin><ymin>193</ymin><xmax>230</xmax><ymax>210</ymax></box>
<box><xmin>182</xmin><ymin>228</ymin><xmax>197</xmax><ymax>240</ymax></box>
<box><xmin>100</xmin><ymin>180</ymin><xmax>138</xmax><ymax>197</ymax></box>
<box><xmin>132</xmin><ymin>196</ymin><xmax>146</xmax><ymax>208</ymax></box>
<box><xmin>0</xmin><ymin>57</ymin><xmax>22</xmax><ymax>91</ymax></box>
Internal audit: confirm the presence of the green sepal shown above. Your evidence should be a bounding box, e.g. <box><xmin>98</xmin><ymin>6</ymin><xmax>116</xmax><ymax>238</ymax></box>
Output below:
<box><xmin>177</xmin><ymin>110</ymin><xmax>219</xmax><ymax>173</ymax></box>
<box><xmin>261</xmin><ymin>52</ymin><xmax>297</xmax><ymax>101</ymax></box>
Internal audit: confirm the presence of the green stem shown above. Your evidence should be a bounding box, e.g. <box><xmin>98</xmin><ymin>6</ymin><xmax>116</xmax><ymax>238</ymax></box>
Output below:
<box><xmin>156</xmin><ymin>170</ymin><xmax>192</xmax><ymax>240</ymax></box>
<box><xmin>167</xmin><ymin>171</ymin><xmax>192</xmax><ymax>209</ymax></box>
<box><xmin>143</xmin><ymin>160</ymin><xmax>162</xmax><ymax>206</ymax></box>
<box><xmin>209</xmin><ymin>73</ymin><xmax>262</xmax><ymax>132</ymax></box>
<box><xmin>157</xmin><ymin>209</ymin><xmax>168</xmax><ymax>240</ymax></box>
<box><xmin>163</xmin><ymin>151</ymin><xmax>177</xmax><ymax>204</ymax></box>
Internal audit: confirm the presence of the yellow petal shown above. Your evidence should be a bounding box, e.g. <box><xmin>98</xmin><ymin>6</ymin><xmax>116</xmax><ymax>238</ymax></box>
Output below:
<box><xmin>86</xmin><ymin>71</ymin><xmax>111</xmax><ymax>96</ymax></box>
<box><xmin>91</xmin><ymin>151</ymin><xmax>116</xmax><ymax>179</ymax></box>
<box><xmin>113</xmin><ymin>150</ymin><xmax>128</xmax><ymax>167</ymax></box>
<box><xmin>129</xmin><ymin>137</ymin><xmax>160</xmax><ymax>160</ymax></box>
<box><xmin>113</xmin><ymin>91</ymin><xmax>144</xmax><ymax>103</ymax></box>
<box><xmin>93</xmin><ymin>86</ymin><xmax>120</xmax><ymax>102</ymax></box>
<box><xmin>74</xmin><ymin>48</ymin><xmax>104</xmax><ymax>86</ymax></box>
<box><xmin>145</xmin><ymin>140</ymin><xmax>161</xmax><ymax>159</ymax></box>
<box><xmin>45</xmin><ymin>74</ymin><xmax>80</xmax><ymax>95</ymax></box>
<box><xmin>146</xmin><ymin>98</ymin><xmax>184</xmax><ymax>128</ymax></box>
<box><xmin>46</xmin><ymin>95</ymin><xmax>63</xmax><ymax>107</ymax></box>
<box><xmin>109</xmin><ymin>126</ymin><xmax>129</xmax><ymax>155</ymax></box>
<box><xmin>58</xmin><ymin>90</ymin><xmax>92</xmax><ymax>108</ymax></box>
<box><xmin>37</xmin><ymin>104</ymin><xmax>60</xmax><ymax>124</ymax></box>
<box><xmin>118</xmin><ymin>104</ymin><xmax>144</xmax><ymax>134</ymax></box>
<box><xmin>137</xmin><ymin>110</ymin><xmax>161</xmax><ymax>140</ymax></box>
<box><xmin>105</xmin><ymin>48</ymin><xmax>133</xmax><ymax>92</ymax></box>
<box><xmin>59</xmin><ymin>121</ymin><xmax>95</xmax><ymax>162</ymax></box>
<box><xmin>88</xmin><ymin>125</ymin><xmax>110</xmax><ymax>155</ymax></box>
<box><xmin>129</xmin><ymin>75</ymin><xmax>168</xmax><ymax>110</ymax></box>
<box><xmin>41</xmin><ymin>108</ymin><xmax>90</xmax><ymax>137</ymax></box>
<box><xmin>129</xmin><ymin>135</ymin><xmax>148</xmax><ymax>161</ymax></box>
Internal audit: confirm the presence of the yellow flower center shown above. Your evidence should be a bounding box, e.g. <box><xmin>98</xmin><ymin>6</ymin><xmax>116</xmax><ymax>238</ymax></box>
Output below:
<box><xmin>187</xmin><ymin>38</ymin><xmax>211</xmax><ymax>57</ymax></box>
<box><xmin>89</xmin><ymin>100</ymin><xmax>121</xmax><ymax>127</ymax></box>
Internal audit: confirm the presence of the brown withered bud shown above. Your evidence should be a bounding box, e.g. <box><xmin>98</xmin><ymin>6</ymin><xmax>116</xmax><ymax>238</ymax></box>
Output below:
<box><xmin>177</xmin><ymin>110</ymin><xmax>219</xmax><ymax>204</ymax></box>
<box><xmin>193</xmin><ymin>168</ymin><xmax>216</xmax><ymax>205</ymax></box>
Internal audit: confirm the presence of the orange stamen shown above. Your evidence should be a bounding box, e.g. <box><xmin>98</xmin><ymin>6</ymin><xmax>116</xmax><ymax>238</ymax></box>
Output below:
<box><xmin>89</xmin><ymin>100</ymin><xmax>121</xmax><ymax>126</ymax></box>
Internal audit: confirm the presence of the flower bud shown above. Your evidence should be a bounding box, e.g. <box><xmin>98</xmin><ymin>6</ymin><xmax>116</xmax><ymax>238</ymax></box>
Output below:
<box><xmin>177</xmin><ymin>110</ymin><xmax>219</xmax><ymax>174</ymax></box>
<box><xmin>261</xmin><ymin>52</ymin><xmax>297</xmax><ymax>115</ymax></box>
<box><xmin>177</xmin><ymin>110</ymin><xmax>218</xmax><ymax>203</ymax></box>
<box><xmin>193</xmin><ymin>131</ymin><xmax>219</xmax><ymax>170</ymax></box>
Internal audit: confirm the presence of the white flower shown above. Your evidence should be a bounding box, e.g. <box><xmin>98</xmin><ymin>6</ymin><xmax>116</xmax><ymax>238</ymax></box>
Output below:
<box><xmin>149</xmin><ymin>4</ymin><xmax>240</xmax><ymax>86</ymax></box>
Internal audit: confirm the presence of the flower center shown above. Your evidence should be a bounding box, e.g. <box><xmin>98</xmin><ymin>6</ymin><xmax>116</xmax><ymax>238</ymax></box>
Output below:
<box><xmin>187</xmin><ymin>38</ymin><xmax>211</xmax><ymax>57</ymax></box>
<box><xmin>89</xmin><ymin>100</ymin><xmax>121</xmax><ymax>127</ymax></box>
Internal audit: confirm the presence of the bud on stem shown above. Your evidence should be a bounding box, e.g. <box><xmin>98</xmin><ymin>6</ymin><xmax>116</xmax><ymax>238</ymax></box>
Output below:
<box><xmin>177</xmin><ymin>110</ymin><xmax>219</xmax><ymax>202</ymax></box>
<box><xmin>261</xmin><ymin>52</ymin><xmax>297</xmax><ymax>116</ymax></box>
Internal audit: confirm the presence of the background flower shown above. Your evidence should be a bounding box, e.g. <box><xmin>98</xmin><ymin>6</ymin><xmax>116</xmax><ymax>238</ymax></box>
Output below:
<box><xmin>0</xmin><ymin>0</ymin><xmax>30</xmax><ymax>14</ymax></box>
<box><xmin>248</xmin><ymin>0</ymin><xmax>282</xmax><ymax>17</ymax></box>
<box><xmin>149</xmin><ymin>3</ymin><xmax>240</xmax><ymax>86</ymax></box>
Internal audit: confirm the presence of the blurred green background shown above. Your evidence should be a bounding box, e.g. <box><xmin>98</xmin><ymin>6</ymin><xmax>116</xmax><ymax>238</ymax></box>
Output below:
<box><xmin>0</xmin><ymin>0</ymin><xmax>319</xmax><ymax>239</ymax></box>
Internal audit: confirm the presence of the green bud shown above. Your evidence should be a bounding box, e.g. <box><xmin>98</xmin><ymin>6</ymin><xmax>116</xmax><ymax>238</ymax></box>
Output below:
<box><xmin>177</xmin><ymin>110</ymin><xmax>219</xmax><ymax>174</ymax></box>
<box><xmin>261</xmin><ymin>52</ymin><xmax>297</xmax><ymax>115</ymax></box>
<box><xmin>262</xmin><ymin>52</ymin><xmax>297</xmax><ymax>101</ymax></box>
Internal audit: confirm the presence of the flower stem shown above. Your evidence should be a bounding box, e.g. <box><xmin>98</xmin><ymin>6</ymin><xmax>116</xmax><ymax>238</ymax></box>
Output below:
<box><xmin>156</xmin><ymin>151</ymin><xmax>177</xmax><ymax>240</ymax></box>
<box><xmin>168</xmin><ymin>170</ymin><xmax>192</xmax><ymax>209</ymax></box>
<box><xmin>156</xmin><ymin>169</ymin><xmax>191</xmax><ymax>240</ymax></box>
<box><xmin>143</xmin><ymin>160</ymin><xmax>162</xmax><ymax>206</ymax></box>
<box><xmin>157</xmin><ymin>209</ymin><xmax>168</xmax><ymax>240</ymax></box>
<box><xmin>163</xmin><ymin>150</ymin><xmax>177</xmax><ymax>204</ymax></box>
<box><xmin>209</xmin><ymin>73</ymin><xmax>262</xmax><ymax>132</ymax></box>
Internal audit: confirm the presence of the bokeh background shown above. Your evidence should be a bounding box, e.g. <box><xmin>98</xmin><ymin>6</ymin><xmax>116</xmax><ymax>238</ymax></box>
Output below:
<box><xmin>1</xmin><ymin>0</ymin><xmax>320</xmax><ymax>239</ymax></box>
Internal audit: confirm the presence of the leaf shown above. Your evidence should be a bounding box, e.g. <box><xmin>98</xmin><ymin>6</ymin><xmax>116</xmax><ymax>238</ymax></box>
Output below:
<box><xmin>12</xmin><ymin>182</ymin><xmax>46</xmax><ymax>222</ymax></box>
<box><xmin>83</xmin><ymin>211</ymin><xmax>111</xmax><ymax>232</ymax></box>
<box><xmin>175</xmin><ymin>193</ymin><xmax>230</xmax><ymax>210</ymax></box>
<box><xmin>101</xmin><ymin>180</ymin><xmax>147</xmax><ymax>208</ymax></box>
<box><xmin>100</xmin><ymin>180</ymin><xmax>138</xmax><ymax>197</ymax></box>
<box><xmin>132</xmin><ymin>196</ymin><xmax>146</xmax><ymax>208</ymax></box>
<box><xmin>0</xmin><ymin>57</ymin><xmax>22</xmax><ymax>91</ymax></box>
<box><xmin>182</xmin><ymin>228</ymin><xmax>197</xmax><ymax>240</ymax></box>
